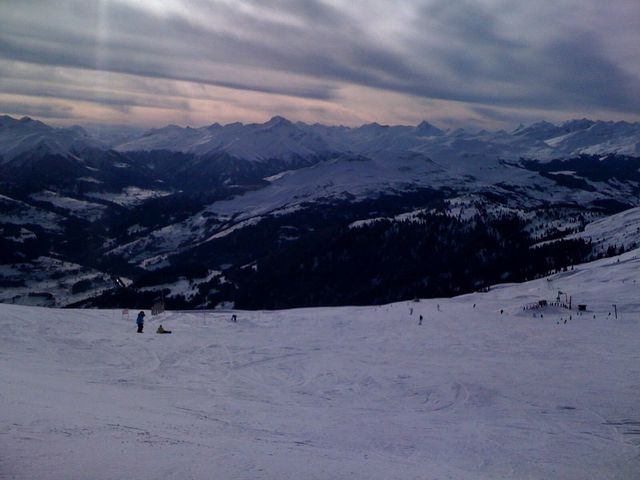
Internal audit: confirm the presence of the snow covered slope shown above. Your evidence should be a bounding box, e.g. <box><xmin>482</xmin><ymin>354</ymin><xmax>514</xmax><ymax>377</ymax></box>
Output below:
<box><xmin>2</xmin><ymin>114</ymin><xmax>639</xmax><ymax>308</ymax></box>
<box><xmin>2</xmin><ymin>249</ymin><xmax>639</xmax><ymax>479</ymax></box>
<box><xmin>0</xmin><ymin>116</ymin><xmax>103</xmax><ymax>162</ymax></box>
<box><xmin>0</xmin><ymin>193</ymin><xmax>65</xmax><ymax>232</ymax></box>
<box><xmin>566</xmin><ymin>206</ymin><xmax>640</xmax><ymax>251</ymax></box>
<box><xmin>0</xmin><ymin>256</ymin><xmax>114</xmax><ymax>306</ymax></box>
<box><xmin>106</xmin><ymin>116</ymin><xmax>640</xmax><ymax>264</ymax></box>
<box><xmin>116</xmin><ymin>116</ymin><xmax>333</xmax><ymax>162</ymax></box>
<box><xmin>105</xmin><ymin>150</ymin><xmax>637</xmax><ymax>267</ymax></box>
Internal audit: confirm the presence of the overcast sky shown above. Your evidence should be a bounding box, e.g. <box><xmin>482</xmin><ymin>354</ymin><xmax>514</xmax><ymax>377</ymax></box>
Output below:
<box><xmin>1</xmin><ymin>0</ymin><xmax>638</xmax><ymax>129</ymax></box>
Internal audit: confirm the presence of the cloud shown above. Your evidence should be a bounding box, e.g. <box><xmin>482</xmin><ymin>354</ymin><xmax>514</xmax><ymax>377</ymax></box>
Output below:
<box><xmin>0</xmin><ymin>100</ymin><xmax>75</xmax><ymax>119</ymax></box>
<box><xmin>0</xmin><ymin>77</ymin><xmax>191</xmax><ymax>111</ymax></box>
<box><xmin>0</xmin><ymin>0</ymin><xmax>638</xmax><ymax>127</ymax></box>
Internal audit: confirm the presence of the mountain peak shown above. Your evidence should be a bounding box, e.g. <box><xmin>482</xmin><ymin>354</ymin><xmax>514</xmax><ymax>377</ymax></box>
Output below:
<box><xmin>513</xmin><ymin>120</ymin><xmax>560</xmax><ymax>140</ymax></box>
<box><xmin>415</xmin><ymin>120</ymin><xmax>444</xmax><ymax>136</ymax></box>
<box><xmin>19</xmin><ymin>116</ymin><xmax>46</xmax><ymax>127</ymax></box>
<box><xmin>0</xmin><ymin>115</ymin><xmax>47</xmax><ymax>129</ymax></box>
<box><xmin>265</xmin><ymin>116</ymin><xmax>292</xmax><ymax>127</ymax></box>
<box><xmin>560</xmin><ymin>118</ymin><xmax>595</xmax><ymax>132</ymax></box>
<box><xmin>358</xmin><ymin>122</ymin><xmax>388</xmax><ymax>131</ymax></box>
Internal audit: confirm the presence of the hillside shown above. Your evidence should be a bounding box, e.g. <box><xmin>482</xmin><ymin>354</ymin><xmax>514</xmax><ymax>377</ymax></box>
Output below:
<box><xmin>1</xmin><ymin>248</ymin><xmax>639</xmax><ymax>479</ymax></box>
<box><xmin>1</xmin><ymin>115</ymin><xmax>640</xmax><ymax>308</ymax></box>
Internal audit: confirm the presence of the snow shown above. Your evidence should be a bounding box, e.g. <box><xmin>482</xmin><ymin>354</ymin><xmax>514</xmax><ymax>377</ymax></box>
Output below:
<box><xmin>86</xmin><ymin>187</ymin><xmax>171</xmax><ymax>207</ymax></box>
<box><xmin>349</xmin><ymin>209</ymin><xmax>430</xmax><ymax>229</ymax></box>
<box><xmin>0</xmin><ymin>194</ymin><xmax>65</xmax><ymax>232</ymax></box>
<box><xmin>126</xmin><ymin>224</ymin><xmax>146</xmax><ymax>236</ymax></box>
<box><xmin>30</xmin><ymin>191</ymin><xmax>106</xmax><ymax>221</ymax></box>
<box><xmin>103</xmin><ymin>144</ymin><xmax>637</xmax><ymax>269</ymax></box>
<box><xmin>116</xmin><ymin>116</ymin><xmax>331</xmax><ymax>162</ymax></box>
<box><xmin>138</xmin><ymin>254</ymin><xmax>171</xmax><ymax>271</ymax></box>
<box><xmin>0</xmin><ymin>116</ymin><xmax>103</xmax><ymax>163</ymax></box>
<box><xmin>264</xmin><ymin>170</ymin><xmax>295</xmax><ymax>182</ymax></box>
<box><xmin>349</xmin><ymin>217</ymin><xmax>387</xmax><ymax>229</ymax></box>
<box><xmin>2</xmin><ymin>249</ymin><xmax>640</xmax><ymax>479</ymax></box>
<box><xmin>0</xmin><ymin>227</ymin><xmax>36</xmax><ymax>243</ymax></box>
<box><xmin>3</xmin><ymin>115</ymin><xmax>640</xmax><ymax>272</ymax></box>
<box><xmin>139</xmin><ymin>277</ymin><xmax>197</xmax><ymax>300</ymax></box>
<box><xmin>205</xmin><ymin>153</ymin><xmax>452</xmax><ymax>223</ymax></box>
<box><xmin>113</xmin><ymin>116</ymin><xmax>640</xmax><ymax>163</ymax></box>
<box><xmin>138</xmin><ymin>270</ymin><xmax>222</xmax><ymax>302</ymax></box>
<box><xmin>0</xmin><ymin>256</ymin><xmax>113</xmax><ymax>307</ymax></box>
<box><xmin>203</xmin><ymin>216</ymin><xmax>262</xmax><ymax>242</ymax></box>
<box><xmin>77</xmin><ymin>177</ymin><xmax>103</xmax><ymax>184</ymax></box>
<box><xmin>567</xmin><ymin>206</ymin><xmax>640</xmax><ymax>251</ymax></box>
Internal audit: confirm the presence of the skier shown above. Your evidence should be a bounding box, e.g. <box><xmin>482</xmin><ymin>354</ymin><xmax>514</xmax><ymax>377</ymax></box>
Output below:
<box><xmin>156</xmin><ymin>324</ymin><xmax>172</xmax><ymax>334</ymax></box>
<box><xmin>231</xmin><ymin>314</ymin><xmax>237</xmax><ymax>323</ymax></box>
<box><xmin>136</xmin><ymin>311</ymin><xmax>145</xmax><ymax>333</ymax></box>
<box><xmin>419</xmin><ymin>315</ymin><xmax>423</xmax><ymax>326</ymax></box>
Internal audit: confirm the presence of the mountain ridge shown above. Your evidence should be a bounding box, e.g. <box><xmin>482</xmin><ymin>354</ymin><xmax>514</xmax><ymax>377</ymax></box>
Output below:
<box><xmin>1</xmin><ymin>114</ymin><xmax>639</xmax><ymax>309</ymax></box>
<box><xmin>4</xmin><ymin>114</ymin><xmax>638</xmax><ymax>162</ymax></box>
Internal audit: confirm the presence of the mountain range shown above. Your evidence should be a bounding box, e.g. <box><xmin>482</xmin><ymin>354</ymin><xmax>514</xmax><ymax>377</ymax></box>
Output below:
<box><xmin>1</xmin><ymin>114</ymin><xmax>639</xmax><ymax>308</ymax></box>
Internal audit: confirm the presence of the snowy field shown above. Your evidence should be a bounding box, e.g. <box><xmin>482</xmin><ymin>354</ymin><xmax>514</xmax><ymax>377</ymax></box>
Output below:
<box><xmin>2</xmin><ymin>250</ymin><xmax>640</xmax><ymax>479</ymax></box>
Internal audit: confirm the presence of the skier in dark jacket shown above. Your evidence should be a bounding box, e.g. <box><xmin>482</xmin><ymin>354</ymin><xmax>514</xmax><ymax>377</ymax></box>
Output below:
<box><xmin>136</xmin><ymin>311</ymin><xmax>145</xmax><ymax>333</ymax></box>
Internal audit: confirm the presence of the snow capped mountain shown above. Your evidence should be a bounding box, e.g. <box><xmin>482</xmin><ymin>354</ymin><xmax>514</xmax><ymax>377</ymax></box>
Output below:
<box><xmin>1</xmin><ymin>114</ymin><xmax>639</xmax><ymax>309</ymax></box>
<box><xmin>546</xmin><ymin>120</ymin><xmax>640</xmax><ymax>156</ymax></box>
<box><xmin>112</xmin><ymin>116</ymin><xmax>640</xmax><ymax>161</ymax></box>
<box><xmin>564</xmin><ymin>206</ymin><xmax>640</xmax><ymax>251</ymax></box>
<box><xmin>0</xmin><ymin>116</ymin><xmax>104</xmax><ymax>163</ymax></box>
<box><xmin>117</xmin><ymin>116</ymin><xmax>334</xmax><ymax>162</ymax></box>
<box><xmin>513</xmin><ymin>120</ymin><xmax>560</xmax><ymax>140</ymax></box>
<box><xmin>513</xmin><ymin>119</ymin><xmax>640</xmax><ymax>156</ymax></box>
<box><xmin>2</xmin><ymin>114</ymin><xmax>638</xmax><ymax>166</ymax></box>
<box><xmin>116</xmin><ymin>124</ymin><xmax>207</xmax><ymax>153</ymax></box>
<box><xmin>414</xmin><ymin>120</ymin><xmax>444</xmax><ymax>136</ymax></box>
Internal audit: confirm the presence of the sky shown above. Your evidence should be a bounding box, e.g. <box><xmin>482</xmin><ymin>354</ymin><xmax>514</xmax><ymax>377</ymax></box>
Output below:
<box><xmin>0</xmin><ymin>0</ymin><xmax>639</xmax><ymax>129</ymax></box>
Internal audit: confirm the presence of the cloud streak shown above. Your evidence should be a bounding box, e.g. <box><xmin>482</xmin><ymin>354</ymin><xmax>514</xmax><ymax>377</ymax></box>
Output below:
<box><xmin>0</xmin><ymin>0</ymin><xmax>638</xmax><ymax>128</ymax></box>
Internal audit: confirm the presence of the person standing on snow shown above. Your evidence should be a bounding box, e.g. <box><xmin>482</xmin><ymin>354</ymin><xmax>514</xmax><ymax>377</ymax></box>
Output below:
<box><xmin>136</xmin><ymin>311</ymin><xmax>145</xmax><ymax>333</ymax></box>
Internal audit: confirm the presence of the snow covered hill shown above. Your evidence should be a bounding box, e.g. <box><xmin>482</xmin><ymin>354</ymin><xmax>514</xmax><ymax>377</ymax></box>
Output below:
<box><xmin>2</xmin><ymin>114</ymin><xmax>639</xmax><ymax>173</ymax></box>
<box><xmin>102</xmin><ymin>116</ymin><xmax>640</xmax><ymax>268</ymax></box>
<box><xmin>2</xmin><ymin>249</ymin><xmax>639</xmax><ymax>479</ymax></box>
<box><xmin>565</xmin><ymin>206</ymin><xmax>640</xmax><ymax>252</ymax></box>
<box><xmin>116</xmin><ymin>116</ymin><xmax>334</xmax><ymax>162</ymax></box>
<box><xmin>103</xmin><ymin>149</ymin><xmax>639</xmax><ymax>272</ymax></box>
<box><xmin>1</xmin><ymin>114</ymin><xmax>639</xmax><ymax>309</ymax></box>
<box><xmin>0</xmin><ymin>116</ymin><xmax>103</xmax><ymax>163</ymax></box>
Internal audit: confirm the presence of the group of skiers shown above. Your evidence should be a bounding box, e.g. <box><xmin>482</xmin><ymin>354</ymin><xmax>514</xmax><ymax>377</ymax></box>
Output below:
<box><xmin>134</xmin><ymin>311</ymin><xmax>238</xmax><ymax>333</ymax></box>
